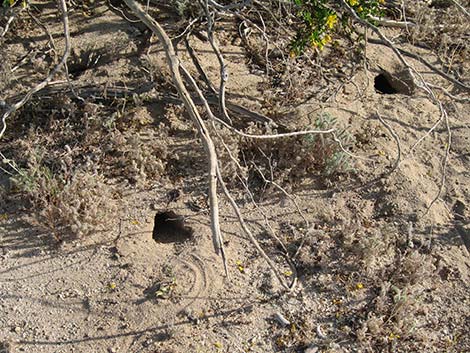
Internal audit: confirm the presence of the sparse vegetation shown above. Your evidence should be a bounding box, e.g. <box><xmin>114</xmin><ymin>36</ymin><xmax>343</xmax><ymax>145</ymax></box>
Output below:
<box><xmin>0</xmin><ymin>0</ymin><xmax>468</xmax><ymax>352</ymax></box>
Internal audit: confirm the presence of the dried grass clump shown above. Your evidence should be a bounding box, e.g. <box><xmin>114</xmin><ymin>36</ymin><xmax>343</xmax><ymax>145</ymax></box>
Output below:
<box><xmin>409</xmin><ymin>3</ymin><xmax>468</xmax><ymax>77</ymax></box>
<box><xmin>105</xmin><ymin>129</ymin><xmax>169</xmax><ymax>186</ymax></box>
<box><xmin>239</xmin><ymin>113</ymin><xmax>354</xmax><ymax>187</ymax></box>
<box><xmin>10</xmin><ymin>152</ymin><xmax>115</xmax><ymax>239</ymax></box>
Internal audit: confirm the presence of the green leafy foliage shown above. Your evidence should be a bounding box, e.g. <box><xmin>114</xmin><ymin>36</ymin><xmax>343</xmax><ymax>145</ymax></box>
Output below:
<box><xmin>290</xmin><ymin>0</ymin><xmax>385</xmax><ymax>55</ymax></box>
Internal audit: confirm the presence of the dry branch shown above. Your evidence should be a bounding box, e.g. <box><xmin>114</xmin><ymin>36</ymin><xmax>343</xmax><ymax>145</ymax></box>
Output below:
<box><xmin>122</xmin><ymin>0</ymin><xmax>227</xmax><ymax>272</ymax></box>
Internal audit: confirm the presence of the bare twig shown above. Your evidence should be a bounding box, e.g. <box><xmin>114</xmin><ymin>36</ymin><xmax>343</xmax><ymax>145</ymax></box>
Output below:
<box><xmin>450</xmin><ymin>0</ymin><xmax>470</xmax><ymax>18</ymax></box>
<box><xmin>1</xmin><ymin>7</ymin><xmax>24</xmax><ymax>38</ymax></box>
<box><xmin>376</xmin><ymin>111</ymin><xmax>401</xmax><ymax>174</ymax></box>
<box><xmin>201</xmin><ymin>0</ymin><xmax>232</xmax><ymax>124</ymax></box>
<box><xmin>26</xmin><ymin>7</ymin><xmax>57</xmax><ymax>59</ymax></box>
<box><xmin>367</xmin><ymin>16</ymin><xmax>416</xmax><ymax>28</ymax></box>
<box><xmin>424</xmin><ymin>108</ymin><xmax>451</xmax><ymax>216</ymax></box>
<box><xmin>184</xmin><ymin>35</ymin><xmax>218</xmax><ymax>95</ymax></box>
<box><xmin>216</xmin><ymin>165</ymin><xmax>290</xmax><ymax>290</ymax></box>
<box><xmin>208</xmin><ymin>0</ymin><xmax>252</xmax><ymax>11</ymax></box>
<box><xmin>123</xmin><ymin>0</ymin><xmax>227</xmax><ymax>274</ymax></box>
<box><xmin>212</xmin><ymin>113</ymin><xmax>335</xmax><ymax>139</ymax></box>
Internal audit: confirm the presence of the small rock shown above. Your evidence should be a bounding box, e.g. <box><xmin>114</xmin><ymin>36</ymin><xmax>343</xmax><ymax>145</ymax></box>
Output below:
<box><xmin>274</xmin><ymin>312</ymin><xmax>290</xmax><ymax>326</ymax></box>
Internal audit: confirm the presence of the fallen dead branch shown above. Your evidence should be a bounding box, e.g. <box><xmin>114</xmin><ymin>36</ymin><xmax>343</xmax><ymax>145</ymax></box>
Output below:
<box><xmin>122</xmin><ymin>0</ymin><xmax>228</xmax><ymax>274</ymax></box>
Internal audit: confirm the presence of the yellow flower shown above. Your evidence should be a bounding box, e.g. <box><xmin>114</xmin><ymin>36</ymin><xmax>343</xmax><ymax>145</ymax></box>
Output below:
<box><xmin>326</xmin><ymin>14</ymin><xmax>337</xmax><ymax>29</ymax></box>
<box><xmin>236</xmin><ymin>260</ymin><xmax>245</xmax><ymax>273</ymax></box>
<box><xmin>348</xmin><ymin>0</ymin><xmax>358</xmax><ymax>6</ymax></box>
<box><xmin>322</xmin><ymin>34</ymin><xmax>332</xmax><ymax>44</ymax></box>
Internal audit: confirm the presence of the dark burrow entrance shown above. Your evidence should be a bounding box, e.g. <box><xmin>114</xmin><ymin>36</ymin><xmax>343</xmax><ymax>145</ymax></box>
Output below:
<box><xmin>152</xmin><ymin>211</ymin><xmax>194</xmax><ymax>244</ymax></box>
<box><xmin>374</xmin><ymin>69</ymin><xmax>415</xmax><ymax>95</ymax></box>
<box><xmin>374</xmin><ymin>73</ymin><xmax>399</xmax><ymax>94</ymax></box>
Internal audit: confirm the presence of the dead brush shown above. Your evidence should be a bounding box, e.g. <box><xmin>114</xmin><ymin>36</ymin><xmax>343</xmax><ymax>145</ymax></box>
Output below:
<box><xmin>235</xmin><ymin>112</ymin><xmax>354</xmax><ymax>189</ymax></box>
<box><xmin>7</xmin><ymin>149</ymin><xmax>115</xmax><ymax>240</ymax></box>
<box><xmin>340</xmin><ymin>223</ymin><xmax>436</xmax><ymax>350</ymax></box>
<box><xmin>409</xmin><ymin>2</ymin><xmax>468</xmax><ymax>79</ymax></box>
<box><xmin>105</xmin><ymin>128</ymin><xmax>169</xmax><ymax>186</ymax></box>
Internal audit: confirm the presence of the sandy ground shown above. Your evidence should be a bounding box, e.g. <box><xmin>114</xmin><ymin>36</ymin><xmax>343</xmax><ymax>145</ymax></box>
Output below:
<box><xmin>1</xmin><ymin>2</ymin><xmax>469</xmax><ymax>352</ymax></box>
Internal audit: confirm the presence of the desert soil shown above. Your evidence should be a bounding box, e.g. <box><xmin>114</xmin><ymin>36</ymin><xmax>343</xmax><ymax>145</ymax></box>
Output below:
<box><xmin>0</xmin><ymin>1</ymin><xmax>469</xmax><ymax>353</ymax></box>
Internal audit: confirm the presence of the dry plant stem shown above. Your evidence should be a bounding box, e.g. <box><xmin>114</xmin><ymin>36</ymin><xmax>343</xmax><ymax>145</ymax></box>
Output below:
<box><xmin>202</xmin><ymin>0</ymin><xmax>232</xmax><ymax>124</ymax></box>
<box><xmin>171</xmin><ymin>17</ymin><xmax>199</xmax><ymax>41</ymax></box>
<box><xmin>427</xmin><ymin>84</ymin><xmax>470</xmax><ymax>103</ymax></box>
<box><xmin>376</xmin><ymin>111</ymin><xmax>401</xmax><ymax>173</ymax></box>
<box><xmin>235</xmin><ymin>11</ymin><xmax>272</xmax><ymax>74</ymax></box>
<box><xmin>252</xmin><ymin>155</ymin><xmax>308</xmax><ymax>227</ymax></box>
<box><xmin>332</xmin><ymin>132</ymin><xmax>375</xmax><ymax>162</ymax></box>
<box><xmin>450</xmin><ymin>0</ymin><xmax>470</xmax><ymax>18</ymax></box>
<box><xmin>214</xmin><ymin>115</ymin><xmax>335</xmax><ymax>139</ymax></box>
<box><xmin>26</xmin><ymin>8</ymin><xmax>57</xmax><ymax>59</ymax></box>
<box><xmin>424</xmin><ymin>108</ymin><xmax>451</xmax><ymax>215</ymax></box>
<box><xmin>0</xmin><ymin>7</ymin><xmax>23</xmax><ymax>38</ymax></box>
<box><xmin>0</xmin><ymin>0</ymin><xmax>70</xmax><ymax>141</ymax></box>
<box><xmin>180</xmin><ymin>64</ymin><xmax>297</xmax><ymax>289</ymax></box>
<box><xmin>208</xmin><ymin>0</ymin><xmax>252</xmax><ymax>11</ymax></box>
<box><xmin>123</xmin><ymin>0</ymin><xmax>227</xmax><ymax>269</ymax></box>
<box><xmin>236</xmin><ymin>173</ymin><xmax>298</xmax><ymax>289</ymax></box>
<box><xmin>253</xmin><ymin>0</ymin><xmax>290</xmax><ymax>34</ymax></box>
<box><xmin>10</xmin><ymin>49</ymin><xmax>35</xmax><ymax>73</ymax></box>
<box><xmin>184</xmin><ymin>35</ymin><xmax>218</xmax><ymax>95</ymax></box>
<box><xmin>179</xmin><ymin>38</ymin><xmax>275</xmax><ymax>126</ymax></box>
<box><xmin>410</xmin><ymin>102</ymin><xmax>445</xmax><ymax>151</ymax></box>
<box><xmin>107</xmin><ymin>0</ymin><xmax>141</xmax><ymax>23</ymax></box>
<box><xmin>216</xmin><ymin>166</ymin><xmax>290</xmax><ymax>290</ymax></box>
<box><xmin>367</xmin><ymin>16</ymin><xmax>416</xmax><ymax>28</ymax></box>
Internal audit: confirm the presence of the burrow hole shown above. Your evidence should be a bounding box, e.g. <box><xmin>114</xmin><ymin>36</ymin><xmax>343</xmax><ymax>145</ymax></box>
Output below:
<box><xmin>152</xmin><ymin>211</ymin><xmax>194</xmax><ymax>244</ymax></box>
